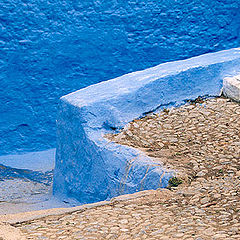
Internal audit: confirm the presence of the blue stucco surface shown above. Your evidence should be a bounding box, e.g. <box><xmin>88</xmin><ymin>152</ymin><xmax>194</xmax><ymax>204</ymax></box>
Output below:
<box><xmin>53</xmin><ymin>48</ymin><xmax>240</xmax><ymax>204</ymax></box>
<box><xmin>0</xmin><ymin>0</ymin><xmax>240</xmax><ymax>155</ymax></box>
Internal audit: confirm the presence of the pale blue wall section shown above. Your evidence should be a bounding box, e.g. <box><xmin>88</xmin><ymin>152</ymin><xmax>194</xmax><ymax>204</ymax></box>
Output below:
<box><xmin>53</xmin><ymin>48</ymin><xmax>240</xmax><ymax>204</ymax></box>
<box><xmin>0</xmin><ymin>0</ymin><xmax>240</xmax><ymax>155</ymax></box>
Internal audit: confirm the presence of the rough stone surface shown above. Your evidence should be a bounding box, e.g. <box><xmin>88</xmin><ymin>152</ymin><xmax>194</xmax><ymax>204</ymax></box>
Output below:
<box><xmin>108</xmin><ymin>97</ymin><xmax>240</xmax><ymax>181</ymax></box>
<box><xmin>1</xmin><ymin>0</ymin><xmax>240</xmax><ymax>155</ymax></box>
<box><xmin>223</xmin><ymin>74</ymin><xmax>240</xmax><ymax>102</ymax></box>
<box><xmin>53</xmin><ymin>48</ymin><xmax>240</xmax><ymax>204</ymax></box>
<box><xmin>0</xmin><ymin>223</ymin><xmax>25</xmax><ymax>240</ymax></box>
<box><xmin>11</xmin><ymin>97</ymin><xmax>240</xmax><ymax>239</ymax></box>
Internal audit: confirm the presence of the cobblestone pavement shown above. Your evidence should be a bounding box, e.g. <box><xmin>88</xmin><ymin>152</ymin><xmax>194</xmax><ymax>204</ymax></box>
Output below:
<box><xmin>14</xmin><ymin>97</ymin><xmax>240</xmax><ymax>239</ymax></box>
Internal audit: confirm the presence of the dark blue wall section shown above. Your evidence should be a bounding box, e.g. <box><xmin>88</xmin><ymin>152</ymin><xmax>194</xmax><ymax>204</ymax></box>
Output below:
<box><xmin>0</xmin><ymin>0</ymin><xmax>240</xmax><ymax>155</ymax></box>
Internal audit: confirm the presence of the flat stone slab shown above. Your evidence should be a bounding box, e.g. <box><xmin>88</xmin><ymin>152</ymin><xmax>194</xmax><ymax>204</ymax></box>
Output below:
<box><xmin>223</xmin><ymin>74</ymin><xmax>240</xmax><ymax>102</ymax></box>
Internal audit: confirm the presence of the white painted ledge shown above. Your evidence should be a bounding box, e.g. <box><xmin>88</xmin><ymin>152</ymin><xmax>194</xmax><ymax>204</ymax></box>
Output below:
<box><xmin>223</xmin><ymin>74</ymin><xmax>240</xmax><ymax>102</ymax></box>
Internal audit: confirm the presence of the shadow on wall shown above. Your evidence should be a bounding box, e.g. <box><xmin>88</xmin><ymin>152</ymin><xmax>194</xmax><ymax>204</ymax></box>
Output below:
<box><xmin>0</xmin><ymin>0</ymin><xmax>240</xmax><ymax>155</ymax></box>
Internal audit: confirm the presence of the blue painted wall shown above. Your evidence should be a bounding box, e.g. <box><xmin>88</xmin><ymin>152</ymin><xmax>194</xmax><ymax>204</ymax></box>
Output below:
<box><xmin>0</xmin><ymin>0</ymin><xmax>240</xmax><ymax>155</ymax></box>
<box><xmin>53</xmin><ymin>49</ymin><xmax>240</xmax><ymax>203</ymax></box>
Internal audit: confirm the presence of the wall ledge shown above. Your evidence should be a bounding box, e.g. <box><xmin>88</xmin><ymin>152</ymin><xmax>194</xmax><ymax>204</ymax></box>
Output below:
<box><xmin>53</xmin><ymin>48</ymin><xmax>240</xmax><ymax>204</ymax></box>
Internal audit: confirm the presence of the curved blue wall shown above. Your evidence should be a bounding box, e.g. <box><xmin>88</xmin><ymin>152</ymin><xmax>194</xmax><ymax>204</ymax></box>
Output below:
<box><xmin>0</xmin><ymin>0</ymin><xmax>240</xmax><ymax>155</ymax></box>
<box><xmin>53</xmin><ymin>48</ymin><xmax>240</xmax><ymax>203</ymax></box>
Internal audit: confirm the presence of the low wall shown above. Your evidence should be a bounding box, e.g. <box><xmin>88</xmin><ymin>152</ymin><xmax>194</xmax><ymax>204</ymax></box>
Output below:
<box><xmin>53</xmin><ymin>48</ymin><xmax>240</xmax><ymax>204</ymax></box>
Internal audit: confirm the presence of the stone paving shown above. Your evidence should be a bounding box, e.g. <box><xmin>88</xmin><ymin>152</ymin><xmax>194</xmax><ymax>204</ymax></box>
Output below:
<box><xmin>6</xmin><ymin>97</ymin><xmax>240</xmax><ymax>239</ymax></box>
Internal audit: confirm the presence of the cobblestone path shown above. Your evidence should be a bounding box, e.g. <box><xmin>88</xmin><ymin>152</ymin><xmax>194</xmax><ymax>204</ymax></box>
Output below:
<box><xmin>14</xmin><ymin>97</ymin><xmax>240</xmax><ymax>239</ymax></box>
